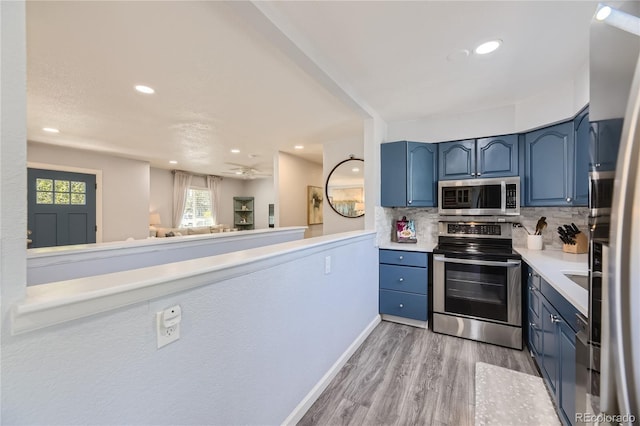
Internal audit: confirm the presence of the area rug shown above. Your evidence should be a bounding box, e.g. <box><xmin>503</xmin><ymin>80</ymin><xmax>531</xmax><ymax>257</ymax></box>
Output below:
<box><xmin>475</xmin><ymin>362</ymin><xmax>560</xmax><ymax>426</ymax></box>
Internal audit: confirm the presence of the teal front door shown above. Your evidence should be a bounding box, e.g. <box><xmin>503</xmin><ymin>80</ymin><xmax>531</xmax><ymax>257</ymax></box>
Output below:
<box><xmin>28</xmin><ymin>168</ymin><xmax>97</xmax><ymax>248</ymax></box>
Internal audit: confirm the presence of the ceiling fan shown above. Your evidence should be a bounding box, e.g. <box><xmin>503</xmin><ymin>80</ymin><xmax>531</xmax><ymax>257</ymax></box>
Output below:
<box><xmin>223</xmin><ymin>162</ymin><xmax>272</xmax><ymax>179</ymax></box>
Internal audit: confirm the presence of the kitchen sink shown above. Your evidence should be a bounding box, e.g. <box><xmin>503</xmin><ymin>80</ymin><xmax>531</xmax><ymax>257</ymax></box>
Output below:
<box><xmin>563</xmin><ymin>272</ymin><xmax>589</xmax><ymax>290</ymax></box>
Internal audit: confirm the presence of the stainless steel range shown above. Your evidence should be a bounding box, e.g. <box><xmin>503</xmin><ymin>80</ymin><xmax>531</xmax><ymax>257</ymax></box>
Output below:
<box><xmin>432</xmin><ymin>221</ymin><xmax>522</xmax><ymax>349</ymax></box>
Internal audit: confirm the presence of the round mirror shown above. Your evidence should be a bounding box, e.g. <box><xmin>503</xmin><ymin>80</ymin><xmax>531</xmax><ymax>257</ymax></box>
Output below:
<box><xmin>326</xmin><ymin>158</ymin><xmax>364</xmax><ymax>218</ymax></box>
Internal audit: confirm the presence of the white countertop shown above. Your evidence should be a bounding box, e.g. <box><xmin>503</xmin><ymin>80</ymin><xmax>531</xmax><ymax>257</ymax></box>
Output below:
<box><xmin>378</xmin><ymin>240</ymin><xmax>438</xmax><ymax>252</ymax></box>
<box><xmin>514</xmin><ymin>247</ymin><xmax>588</xmax><ymax>316</ymax></box>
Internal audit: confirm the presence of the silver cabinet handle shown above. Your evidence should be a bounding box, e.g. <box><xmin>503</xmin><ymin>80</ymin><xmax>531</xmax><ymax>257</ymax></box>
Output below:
<box><xmin>399</xmin><ymin>278</ymin><xmax>404</xmax><ymax>282</ymax></box>
<box><xmin>477</xmin><ymin>172</ymin><xmax>481</xmax><ymax>176</ymax></box>
<box><xmin>595</xmin><ymin>163</ymin><xmax>601</xmax><ymax>168</ymax></box>
<box><xmin>529</xmin><ymin>286</ymin><xmax>538</xmax><ymax>292</ymax></box>
<box><xmin>471</xmin><ymin>172</ymin><xmax>476</xmax><ymax>176</ymax></box>
<box><xmin>398</xmin><ymin>256</ymin><xmax>404</xmax><ymax>260</ymax></box>
<box><xmin>566</xmin><ymin>197</ymin><xmax>572</xmax><ymax>202</ymax></box>
<box><xmin>550</xmin><ymin>314</ymin><xmax>562</xmax><ymax>324</ymax></box>
<box><xmin>408</xmin><ymin>200</ymin><xmax>412</xmax><ymax>204</ymax></box>
<box><xmin>399</xmin><ymin>304</ymin><xmax>404</xmax><ymax>308</ymax></box>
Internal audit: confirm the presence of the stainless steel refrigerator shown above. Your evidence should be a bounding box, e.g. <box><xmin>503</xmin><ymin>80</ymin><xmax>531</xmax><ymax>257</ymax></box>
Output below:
<box><xmin>590</xmin><ymin>2</ymin><xmax>640</xmax><ymax>423</ymax></box>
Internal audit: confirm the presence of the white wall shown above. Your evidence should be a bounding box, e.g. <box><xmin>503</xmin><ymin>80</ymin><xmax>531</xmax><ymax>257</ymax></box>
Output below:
<box><xmin>323</xmin><ymin>138</ymin><xmax>365</xmax><ymax>235</ymax></box>
<box><xmin>3</xmin><ymin>234</ymin><xmax>379</xmax><ymax>425</ymax></box>
<box><xmin>277</xmin><ymin>152</ymin><xmax>323</xmax><ymax>238</ymax></box>
<box><xmin>28</xmin><ymin>142</ymin><xmax>150</xmax><ymax>242</ymax></box>
<box><xmin>149</xmin><ymin>167</ymin><xmax>173</xmax><ymax>228</ymax></box>
<box><xmin>244</xmin><ymin>177</ymin><xmax>275</xmax><ymax>229</ymax></box>
<box><xmin>387</xmin><ymin>69</ymin><xmax>590</xmax><ymax>143</ymax></box>
<box><xmin>216</xmin><ymin>176</ymin><xmax>245</xmax><ymax>227</ymax></box>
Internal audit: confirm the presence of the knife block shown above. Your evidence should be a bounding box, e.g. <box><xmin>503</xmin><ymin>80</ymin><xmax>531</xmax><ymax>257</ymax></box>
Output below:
<box><xmin>562</xmin><ymin>232</ymin><xmax>588</xmax><ymax>254</ymax></box>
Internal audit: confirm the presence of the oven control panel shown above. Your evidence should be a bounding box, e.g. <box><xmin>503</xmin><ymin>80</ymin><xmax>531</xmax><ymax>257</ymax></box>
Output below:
<box><xmin>446</xmin><ymin>223</ymin><xmax>502</xmax><ymax>236</ymax></box>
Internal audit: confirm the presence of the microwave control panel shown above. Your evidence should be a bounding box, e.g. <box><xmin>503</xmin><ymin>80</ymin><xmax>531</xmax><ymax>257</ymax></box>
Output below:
<box><xmin>506</xmin><ymin>184</ymin><xmax>517</xmax><ymax>209</ymax></box>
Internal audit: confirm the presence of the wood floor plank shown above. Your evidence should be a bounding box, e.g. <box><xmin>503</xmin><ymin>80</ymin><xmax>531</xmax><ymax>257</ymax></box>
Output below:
<box><xmin>297</xmin><ymin>321</ymin><xmax>540</xmax><ymax>426</ymax></box>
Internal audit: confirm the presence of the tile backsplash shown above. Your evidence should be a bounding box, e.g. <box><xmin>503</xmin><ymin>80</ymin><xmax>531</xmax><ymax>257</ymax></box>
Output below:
<box><xmin>377</xmin><ymin>206</ymin><xmax>589</xmax><ymax>250</ymax></box>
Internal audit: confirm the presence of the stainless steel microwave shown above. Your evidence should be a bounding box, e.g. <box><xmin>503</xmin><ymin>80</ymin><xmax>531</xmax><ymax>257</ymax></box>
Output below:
<box><xmin>438</xmin><ymin>176</ymin><xmax>520</xmax><ymax>216</ymax></box>
<box><xmin>588</xmin><ymin>170</ymin><xmax>615</xmax><ymax>217</ymax></box>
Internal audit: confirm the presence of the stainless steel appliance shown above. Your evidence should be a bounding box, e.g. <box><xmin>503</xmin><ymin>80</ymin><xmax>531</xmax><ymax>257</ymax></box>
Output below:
<box><xmin>587</xmin><ymin>2</ymin><xmax>640</xmax><ymax>422</ymax></box>
<box><xmin>432</xmin><ymin>221</ymin><xmax>522</xmax><ymax>349</ymax></box>
<box><xmin>438</xmin><ymin>176</ymin><xmax>520</xmax><ymax>216</ymax></box>
<box><xmin>588</xmin><ymin>171</ymin><xmax>615</xmax><ymax>217</ymax></box>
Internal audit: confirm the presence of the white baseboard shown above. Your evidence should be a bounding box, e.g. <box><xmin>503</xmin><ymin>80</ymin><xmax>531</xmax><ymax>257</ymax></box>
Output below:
<box><xmin>281</xmin><ymin>315</ymin><xmax>381</xmax><ymax>426</ymax></box>
<box><xmin>381</xmin><ymin>314</ymin><xmax>428</xmax><ymax>329</ymax></box>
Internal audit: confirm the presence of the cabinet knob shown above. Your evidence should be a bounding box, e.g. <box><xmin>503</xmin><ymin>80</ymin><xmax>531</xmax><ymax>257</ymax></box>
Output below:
<box><xmin>399</xmin><ymin>256</ymin><xmax>404</xmax><ymax>260</ymax></box>
<box><xmin>408</xmin><ymin>200</ymin><xmax>412</xmax><ymax>204</ymax></box>
<box><xmin>477</xmin><ymin>172</ymin><xmax>481</xmax><ymax>176</ymax></box>
<box><xmin>529</xmin><ymin>322</ymin><xmax>536</xmax><ymax>328</ymax></box>
<box><xmin>399</xmin><ymin>304</ymin><xmax>404</xmax><ymax>308</ymax></box>
<box><xmin>550</xmin><ymin>314</ymin><xmax>562</xmax><ymax>324</ymax></box>
<box><xmin>471</xmin><ymin>172</ymin><xmax>476</xmax><ymax>176</ymax></box>
<box><xmin>566</xmin><ymin>197</ymin><xmax>572</xmax><ymax>203</ymax></box>
<box><xmin>399</xmin><ymin>278</ymin><xmax>404</xmax><ymax>282</ymax></box>
<box><xmin>595</xmin><ymin>163</ymin><xmax>601</xmax><ymax>168</ymax></box>
<box><xmin>529</xmin><ymin>286</ymin><xmax>537</xmax><ymax>292</ymax></box>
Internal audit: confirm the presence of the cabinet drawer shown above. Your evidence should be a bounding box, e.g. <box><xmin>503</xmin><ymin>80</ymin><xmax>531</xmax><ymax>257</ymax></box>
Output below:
<box><xmin>379</xmin><ymin>264</ymin><xmax>427</xmax><ymax>295</ymax></box>
<box><xmin>379</xmin><ymin>289</ymin><xmax>427</xmax><ymax>321</ymax></box>
<box><xmin>379</xmin><ymin>249</ymin><xmax>427</xmax><ymax>267</ymax></box>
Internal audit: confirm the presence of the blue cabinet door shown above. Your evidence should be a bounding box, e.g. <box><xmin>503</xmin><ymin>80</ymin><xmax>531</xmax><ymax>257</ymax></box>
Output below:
<box><xmin>476</xmin><ymin>135</ymin><xmax>519</xmax><ymax>178</ymax></box>
<box><xmin>524</xmin><ymin>122</ymin><xmax>574</xmax><ymax>206</ymax></box>
<box><xmin>407</xmin><ymin>142</ymin><xmax>438</xmax><ymax>207</ymax></box>
<box><xmin>573</xmin><ymin>109</ymin><xmax>590</xmax><ymax>206</ymax></box>
<box><xmin>591</xmin><ymin>118</ymin><xmax>623</xmax><ymax>171</ymax></box>
<box><xmin>381</xmin><ymin>142</ymin><xmax>408</xmax><ymax>207</ymax></box>
<box><xmin>540</xmin><ymin>297</ymin><xmax>559</xmax><ymax>395</ymax></box>
<box><xmin>381</xmin><ymin>141</ymin><xmax>437</xmax><ymax>207</ymax></box>
<box><xmin>558</xmin><ymin>319</ymin><xmax>577</xmax><ymax>426</ymax></box>
<box><xmin>438</xmin><ymin>139</ymin><xmax>476</xmax><ymax>180</ymax></box>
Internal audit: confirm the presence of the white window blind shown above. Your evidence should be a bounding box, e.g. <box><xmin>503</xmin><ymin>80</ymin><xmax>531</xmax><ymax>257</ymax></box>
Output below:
<box><xmin>181</xmin><ymin>188</ymin><xmax>213</xmax><ymax>227</ymax></box>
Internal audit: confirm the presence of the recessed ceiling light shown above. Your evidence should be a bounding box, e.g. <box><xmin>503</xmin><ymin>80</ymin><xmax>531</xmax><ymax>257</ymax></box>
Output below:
<box><xmin>231</xmin><ymin>149</ymin><xmax>240</xmax><ymax>154</ymax></box>
<box><xmin>235</xmin><ymin>171</ymin><xmax>243</xmax><ymax>175</ymax></box>
<box><xmin>474</xmin><ymin>40</ymin><xmax>502</xmax><ymax>55</ymax></box>
<box><xmin>169</xmin><ymin>160</ymin><xmax>178</xmax><ymax>165</ymax></box>
<box><xmin>42</xmin><ymin>127</ymin><xmax>60</xmax><ymax>133</ymax></box>
<box><xmin>596</xmin><ymin>5</ymin><xmax>612</xmax><ymax>21</ymax></box>
<box><xmin>352</xmin><ymin>167</ymin><xmax>360</xmax><ymax>172</ymax></box>
<box><xmin>134</xmin><ymin>85</ymin><xmax>155</xmax><ymax>94</ymax></box>
<box><xmin>294</xmin><ymin>145</ymin><xmax>304</xmax><ymax>150</ymax></box>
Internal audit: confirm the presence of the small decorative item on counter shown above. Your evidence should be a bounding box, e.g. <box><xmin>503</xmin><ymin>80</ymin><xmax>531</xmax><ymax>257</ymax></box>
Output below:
<box><xmin>558</xmin><ymin>222</ymin><xmax>588</xmax><ymax>254</ymax></box>
<box><xmin>396</xmin><ymin>216</ymin><xmax>417</xmax><ymax>243</ymax></box>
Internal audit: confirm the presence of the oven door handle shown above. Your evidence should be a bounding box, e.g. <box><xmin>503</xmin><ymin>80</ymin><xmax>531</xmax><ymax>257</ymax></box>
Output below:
<box><xmin>433</xmin><ymin>255</ymin><xmax>521</xmax><ymax>268</ymax></box>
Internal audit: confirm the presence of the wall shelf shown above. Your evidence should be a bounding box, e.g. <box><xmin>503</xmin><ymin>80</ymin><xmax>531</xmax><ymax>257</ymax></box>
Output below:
<box><xmin>233</xmin><ymin>197</ymin><xmax>254</xmax><ymax>230</ymax></box>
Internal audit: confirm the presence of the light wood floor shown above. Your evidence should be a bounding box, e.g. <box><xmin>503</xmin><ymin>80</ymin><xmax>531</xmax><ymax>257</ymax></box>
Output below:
<box><xmin>298</xmin><ymin>321</ymin><xmax>539</xmax><ymax>426</ymax></box>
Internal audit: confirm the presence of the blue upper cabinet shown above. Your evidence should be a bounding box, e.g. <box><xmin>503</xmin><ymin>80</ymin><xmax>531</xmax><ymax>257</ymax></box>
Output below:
<box><xmin>438</xmin><ymin>139</ymin><xmax>475</xmax><ymax>180</ymax></box>
<box><xmin>590</xmin><ymin>118</ymin><xmax>623</xmax><ymax>171</ymax></box>
<box><xmin>524</xmin><ymin>122</ymin><xmax>575</xmax><ymax>206</ymax></box>
<box><xmin>439</xmin><ymin>136</ymin><xmax>518</xmax><ymax>180</ymax></box>
<box><xmin>573</xmin><ymin>108</ymin><xmax>590</xmax><ymax>206</ymax></box>
<box><xmin>477</xmin><ymin>135</ymin><xmax>519</xmax><ymax>178</ymax></box>
<box><xmin>381</xmin><ymin>141</ymin><xmax>438</xmax><ymax>207</ymax></box>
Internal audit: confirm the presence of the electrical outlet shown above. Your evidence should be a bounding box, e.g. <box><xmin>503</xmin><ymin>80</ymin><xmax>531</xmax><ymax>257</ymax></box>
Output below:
<box><xmin>325</xmin><ymin>255</ymin><xmax>331</xmax><ymax>274</ymax></box>
<box><xmin>156</xmin><ymin>307</ymin><xmax>181</xmax><ymax>348</ymax></box>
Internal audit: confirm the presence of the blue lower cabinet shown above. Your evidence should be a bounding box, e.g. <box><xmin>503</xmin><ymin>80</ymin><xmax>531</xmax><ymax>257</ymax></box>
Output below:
<box><xmin>379</xmin><ymin>249</ymin><xmax>429</xmax><ymax>323</ymax></box>
<box><xmin>526</xmin><ymin>264</ymin><xmax>578</xmax><ymax>426</ymax></box>
<box><xmin>379</xmin><ymin>289</ymin><xmax>427</xmax><ymax>321</ymax></box>
<box><xmin>558</xmin><ymin>320</ymin><xmax>576</xmax><ymax>426</ymax></box>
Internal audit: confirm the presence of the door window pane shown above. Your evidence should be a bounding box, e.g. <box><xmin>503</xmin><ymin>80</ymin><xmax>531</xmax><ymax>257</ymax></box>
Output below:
<box><xmin>55</xmin><ymin>192</ymin><xmax>70</xmax><ymax>204</ymax></box>
<box><xmin>55</xmin><ymin>180</ymin><xmax>70</xmax><ymax>193</ymax></box>
<box><xmin>36</xmin><ymin>192</ymin><xmax>53</xmax><ymax>204</ymax></box>
<box><xmin>36</xmin><ymin>178</ymin><xmax>53</xmax><ymax>191</ymax></box>
<box><xmin>71</xmin><ymin>181</ymin><xmax>86</xmax><ymax>193</ymax></box>
<box><xmin>71</xmin><ymin>193</ymin><xmax>86</xmax><ymax>205</ymax></box>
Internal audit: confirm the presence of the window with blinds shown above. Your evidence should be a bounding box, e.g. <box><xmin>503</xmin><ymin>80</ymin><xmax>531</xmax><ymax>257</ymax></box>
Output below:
<box><xmin>181</xmin><ymin>188</ymin><xmax>213</xmax><ymax>227</ymax></box>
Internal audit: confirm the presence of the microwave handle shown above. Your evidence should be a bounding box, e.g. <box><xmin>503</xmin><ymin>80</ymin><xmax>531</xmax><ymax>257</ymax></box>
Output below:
<box><xmin>501</xmin><ymin>180</ymin><xmax>506</xmax><ymax>213</ymax></box>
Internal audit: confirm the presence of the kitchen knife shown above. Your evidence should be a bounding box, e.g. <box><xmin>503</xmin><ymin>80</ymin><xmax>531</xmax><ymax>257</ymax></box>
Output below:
<box><xmin>557</xmin><ymin>228</ymin><xmax>571</xmax><ymax>244</ymax></box>
<box><xmin>564</xmin><ymin>224</ymin><xmax>576</xmax><ymax>238</ymax></box>
<box><xmin>571</xmin><ymin>223</ymin><xmax>580</xmax><ymax>234</ymax></box>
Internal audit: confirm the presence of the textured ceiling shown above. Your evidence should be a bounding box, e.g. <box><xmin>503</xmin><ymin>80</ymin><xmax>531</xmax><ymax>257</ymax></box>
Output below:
<box><xmin>26</xmin><ymin>1</ymin><xmax>599</xmax><ymax>175</ymax></box>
